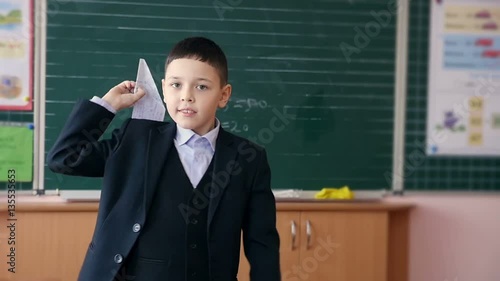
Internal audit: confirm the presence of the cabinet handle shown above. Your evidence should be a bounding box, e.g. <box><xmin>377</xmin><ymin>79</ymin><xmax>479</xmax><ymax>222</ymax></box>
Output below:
<box><xmin>306</xmin><ymin>219</ymin><xmax>312</xmax><ymax>249</ymax></box>
<box><xmin>291</xmin><ymin>220</ymin><xmax>297</xmax><ymax>250</ymax></box>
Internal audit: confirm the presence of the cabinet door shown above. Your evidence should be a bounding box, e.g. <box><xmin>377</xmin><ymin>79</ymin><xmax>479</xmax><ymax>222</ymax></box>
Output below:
<box><xmin>298</xmin><ymin>211</ymin><xmax>388</xmax><ymax>281</ymax></box>
<box><xmin>238</xmin><ymin>211</ymin><xmax>301</xmax><ymax>281</ymax></box>
<box><xmin>0</xmin><ymin>211</ymin><xmax>97</xmax><ymax>281</ymax></box>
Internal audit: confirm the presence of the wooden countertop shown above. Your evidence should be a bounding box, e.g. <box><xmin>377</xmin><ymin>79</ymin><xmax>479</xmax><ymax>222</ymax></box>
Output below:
<box><xmin>0</xmin><ymin>197</ymin><xmax>414</xmax><ymax>212</ymax></box>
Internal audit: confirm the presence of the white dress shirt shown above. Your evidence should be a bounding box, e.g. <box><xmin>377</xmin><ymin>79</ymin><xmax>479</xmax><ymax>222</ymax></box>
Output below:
<box><xmin>90</xmin><ymin>96</ymin><xmax>218</xmax><ymax>188</ymax></box>
<box><xmin>174</xmin><ymin>121</ymin><xmax>219</xmax><ymax>188</ymax></box>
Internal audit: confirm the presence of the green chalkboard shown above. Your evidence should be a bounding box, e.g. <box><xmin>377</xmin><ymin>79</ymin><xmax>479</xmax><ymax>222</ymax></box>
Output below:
<box><xmin>404</xmin><ymin>0</ymin><xmax>500</xmax><ymax>191</ymax></box>
<box><xmin>44</xmin><ymin>0</ymin><xmax>397</xmax><ymax>191</ymax></box>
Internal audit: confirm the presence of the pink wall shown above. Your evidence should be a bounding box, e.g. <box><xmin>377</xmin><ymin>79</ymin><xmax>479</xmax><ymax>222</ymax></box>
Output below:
<box><xmin>388</xmin><ymin>194</ymin><xmax>500</xmax><ymax>281</ymax></box>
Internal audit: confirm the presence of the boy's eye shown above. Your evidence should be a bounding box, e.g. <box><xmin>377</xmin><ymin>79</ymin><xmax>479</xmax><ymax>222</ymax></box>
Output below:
<box><xmin>170</xmin><ymin>83</ymin><xmax>181</xmax><ymax>88</ymax></box>
<box><xmin>197</xmin><ymin>85</ymin><xmax>208</xmax><ymax>90</ymax></box>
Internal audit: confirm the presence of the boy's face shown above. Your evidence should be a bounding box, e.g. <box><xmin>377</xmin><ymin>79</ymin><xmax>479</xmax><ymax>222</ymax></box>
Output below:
<box><xmin>162</xmin><ymin>58</ymin><xmax>231</xmax><ymax>135</ymax></box>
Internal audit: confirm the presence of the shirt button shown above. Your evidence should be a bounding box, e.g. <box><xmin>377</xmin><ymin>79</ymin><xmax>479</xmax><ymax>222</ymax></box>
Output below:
<box><xmin>190</xmin><ymin>243</ymin><xmax>197</xmax><ymax>249</ymax></box>
<box><xmin>114</xmin><ymin>254</ymin><xmax>123</xmax><ymax>264</ymax></box>
<box><xmin>132</xmin><ymin>223</ymin><xmax>141</xmax><ymax>233</ymax></box>
<box><xmin>191</xmin><ymin>219</ymin><xmax>198</xmax><ymax>224</ymax></box>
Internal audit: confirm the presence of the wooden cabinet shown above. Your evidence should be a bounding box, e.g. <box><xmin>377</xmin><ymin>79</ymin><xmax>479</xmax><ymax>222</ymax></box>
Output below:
<box><xmin>0</xmin><ymin>201</ymin><xmax>412</xmax><ymax>281</ymax></box>
<box><xmin>238</xmin><ymin>203</ymin><xmax>412</xmax><ymax>281</ymax></box>
<box><xmin>0</xmin><ymin>205</ymin><xmax>98</xmax><ymax>281</ymax></box>
<box><xmin>238</xmin><ymin>211</ymin><xmax>301</xmax><ymax>281</ymax></box>
<box><xmin>297</xmin><ymin>211</ymin><xmax>388</xmax><ymax>281</ymax></box>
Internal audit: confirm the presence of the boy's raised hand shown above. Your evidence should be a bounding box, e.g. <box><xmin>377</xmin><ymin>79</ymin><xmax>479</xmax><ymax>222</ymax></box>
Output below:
<box><xmin>102</xmin><ymin>80</ymin><xmax>146</xmax><ymax>112</ymax></box>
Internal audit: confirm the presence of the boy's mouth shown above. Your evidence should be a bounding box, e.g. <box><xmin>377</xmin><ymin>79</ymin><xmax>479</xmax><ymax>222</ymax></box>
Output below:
<box><xmin>178</xmin><ymin>108</ymin><xmax>197</xmax><ymax>116</ymax></box>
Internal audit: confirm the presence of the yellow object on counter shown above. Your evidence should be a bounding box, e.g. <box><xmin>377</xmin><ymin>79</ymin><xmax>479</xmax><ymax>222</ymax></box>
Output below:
<box><xmin>314</xmin><ymin>186</ymin><xmax>354</xmax><ymax>199</ymax></box>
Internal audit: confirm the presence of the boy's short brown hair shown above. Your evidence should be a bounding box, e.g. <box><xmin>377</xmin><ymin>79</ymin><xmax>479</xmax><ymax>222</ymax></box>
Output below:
<box><xmin>165</xmin><ymin>37</ymin><xmax>228</xmax><ymax>86</ymax></box>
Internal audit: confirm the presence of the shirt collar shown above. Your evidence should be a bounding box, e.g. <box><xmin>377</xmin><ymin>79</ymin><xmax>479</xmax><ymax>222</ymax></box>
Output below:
<box><xmin>175</xmin><ymin>118</ymin><xmax>220</xmax><ymax>151</ymax></box>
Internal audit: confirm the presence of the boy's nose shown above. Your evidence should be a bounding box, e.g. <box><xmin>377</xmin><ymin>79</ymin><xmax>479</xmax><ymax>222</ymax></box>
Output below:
<box><xmin>181</xmin><ymin>96</ymin><xmax>194</xmax><ymax>102</ymax></box>
<box><xmin>180</xmin><ymin>90</ymin><xmax>194</xmax><ymax>102</ymax></box>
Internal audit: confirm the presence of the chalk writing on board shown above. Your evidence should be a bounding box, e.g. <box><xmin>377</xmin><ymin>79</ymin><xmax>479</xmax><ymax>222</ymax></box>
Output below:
<box><xmin>221</xmin><ymin>121</ymin><xmax>249</xmax><ymax>133</ymax></box>
<box><xmin>223</xmin><ymin>98</ymin><xmax>268</xmax><ymax>112</ymax></box>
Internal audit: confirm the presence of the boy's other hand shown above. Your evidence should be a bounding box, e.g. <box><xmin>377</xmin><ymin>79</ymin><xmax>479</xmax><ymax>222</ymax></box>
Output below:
<box><xmin>102</xmin><ymin>80</ymin><xmax>146</xmax><ymax>111</ymax></box>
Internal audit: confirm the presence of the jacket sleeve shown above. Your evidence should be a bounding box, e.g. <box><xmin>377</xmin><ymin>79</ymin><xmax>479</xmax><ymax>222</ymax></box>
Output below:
<box><xmin>242</xmin><ymin>148</ymin><xmax>281</xmax><ymax>281</ymax></box>
<box><xmin>46</xmin><ymin>99</ymin><xmax>131</xmax><ymax>177</ymax></box>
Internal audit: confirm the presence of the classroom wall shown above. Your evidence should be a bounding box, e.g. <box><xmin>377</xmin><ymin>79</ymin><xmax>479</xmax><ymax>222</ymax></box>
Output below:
<box><xmin>388</xmin><ymin>194</ymin><xmax>500</xmax><ymax>281</ymax></box>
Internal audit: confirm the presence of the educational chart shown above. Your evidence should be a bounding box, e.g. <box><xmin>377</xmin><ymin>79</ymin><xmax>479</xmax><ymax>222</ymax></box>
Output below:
<box><xmin>0</xmin><ymin>0</ymin><xmax>32</xmax><ymax>111</ymax></box>
<box><xmin>0</xmin><ymin>124</ymin><xmax>33</xmax><ymax>182</ymax></box>
<box><xmin>427</xmin><ymin>0</ymin><xmax>500</xmax><ymax>156</ymax></box>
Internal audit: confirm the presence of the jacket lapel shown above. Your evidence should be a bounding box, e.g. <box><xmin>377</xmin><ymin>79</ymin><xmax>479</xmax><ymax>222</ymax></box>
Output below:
<box><xmin>142</xmin><ymin>123</ymin><xmax>237</xmax><ymax>228</ymax></box>
<box><xmin>142</xmin><ymin>122</ymin><xmax>176</xmax><ymax>219</ymax></box>
<box><xmin>208</xmin><ymin>128</ymin><xmax>238</xmax><ymax>227</ymax></box>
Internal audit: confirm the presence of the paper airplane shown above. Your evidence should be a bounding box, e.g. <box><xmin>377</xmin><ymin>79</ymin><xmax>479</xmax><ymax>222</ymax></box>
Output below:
<box><xmin>132</xmin><ymin>58</ymin><xmax>166</xmax><ymax>121</ymax></box>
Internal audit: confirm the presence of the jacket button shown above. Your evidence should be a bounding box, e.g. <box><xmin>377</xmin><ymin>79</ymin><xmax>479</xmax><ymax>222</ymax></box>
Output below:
<box><xmin>132</xmin><ymin>223</ymin><xmax>141</xmax><ymax>233</ymax></box>
<box><xmin>190</xmin><ymin>243</ymin><xmax>197</xmax><ymax>249</ymax></box>
<box><xmin>114</xmin><ymin>254</ymin><xmax>123</xmax><ymax>264</ymax></box>
<box><xmin>191</xmin><ymin>219</ymin><xmax>198</xmax><ymax>225</ymax></box>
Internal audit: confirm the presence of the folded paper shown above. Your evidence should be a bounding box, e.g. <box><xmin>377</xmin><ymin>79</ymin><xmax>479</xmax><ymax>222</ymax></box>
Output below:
<box><xmin>132</xmin><ymin>58</ymin><xmax>166</xmax><ymax>121</ymax></box>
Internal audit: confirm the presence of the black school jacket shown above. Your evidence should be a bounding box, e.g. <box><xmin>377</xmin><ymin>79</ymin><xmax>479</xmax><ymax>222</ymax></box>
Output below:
<box><xmin>46</xmin><ymin>100</ymin><xmax>281</xmax><ymax>281</ymax></box>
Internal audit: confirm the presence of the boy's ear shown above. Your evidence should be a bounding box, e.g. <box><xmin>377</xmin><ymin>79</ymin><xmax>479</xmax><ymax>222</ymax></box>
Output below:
<box><xmin>218</xmin><ymin>84</ymin><xmax>232</xmax><ymax>108</ymax></box>
<box><xmin>161</xmin><ymin>79</ymin><xmax>166</xmax><ymax>103</ymax></box>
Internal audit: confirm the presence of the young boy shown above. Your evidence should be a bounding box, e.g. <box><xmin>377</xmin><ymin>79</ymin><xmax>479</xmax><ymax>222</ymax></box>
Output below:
<box><xmin>47</xmin><ymin>37</ymin><xmax>281</xmax><ymax>281</ymax></box>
